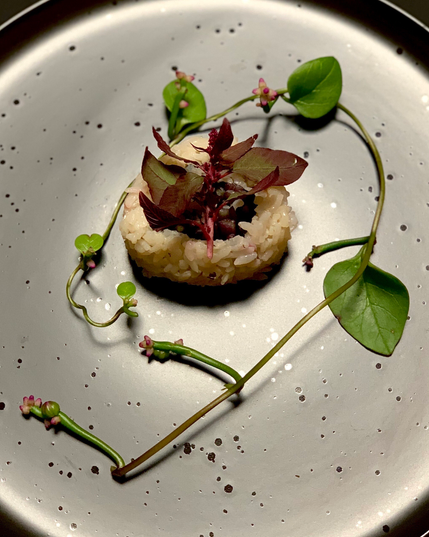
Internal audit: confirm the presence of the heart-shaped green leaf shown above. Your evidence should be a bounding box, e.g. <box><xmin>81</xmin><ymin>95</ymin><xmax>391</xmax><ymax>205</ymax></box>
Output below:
<box><xmin>288</xmin><ymin>56</ymin><xmax>342</xmax><ymax>118</ymax></box>
<box><xmin>74</xmin><ymin>233</ymin><xmax>104</xmax><ymax>254</ymax></box>
<box><xmin>163</xmin><ymin>80</ymin><xmax>206</xmax><ymax>128</ymax></box>
<box><xmin>323</xmin><ymin>250</ymin><xmax>409</xmax><ymax>356</ymax></box>
<box><xmin>117</xmin><ymin>281</ymin><xmax>136</xmax><ymax>300</ymax></box>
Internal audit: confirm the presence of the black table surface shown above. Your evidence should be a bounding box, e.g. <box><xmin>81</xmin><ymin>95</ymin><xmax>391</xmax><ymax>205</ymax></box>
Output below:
<box><xmin>1</xmin><ymin>0</ymin><xmax>429</xmax><ymax>27</ymax></box>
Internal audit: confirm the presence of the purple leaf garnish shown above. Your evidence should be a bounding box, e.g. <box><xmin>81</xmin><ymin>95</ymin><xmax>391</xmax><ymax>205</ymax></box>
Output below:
<box><xmin>219</xmin><ymin>134</ymin><xmax>258</xmax><ymax>165</ymax></box>
<box><xmin>152</xmin><ymin>127</ymin><xmax>200</xmax><ymax>166</ymax></box>
<box><xmin>139</xmin><ymin>192</ymin><xmax>186</xmax><ymax>230</ymax></box>
<box><xmin>141</xmin><ymin>148</ymin><xmax>186</xmax><ymax>204</ymax></box>
<box><xmin>138</xmin><ymin>120</ymin><xmax>307</xmax><ymax>258</ymax></box>
<box><xmin>225</xmin><ymin>167</ymin><xmax>280</xmax><ymax>204</ymax></box>
<box><xmin>232</xmin><ymin>147</ymin><xmax>308</xmax><ymax>186</ymax></box>
<box><xmin>158</xmin><ymin>172</ymin><xmax>204</xmax><ymax>216</ymax></box>
<box><xmin>209</xmin><ymin>118</ymin><xmax>234</xmax><ymax>159</ymax></box>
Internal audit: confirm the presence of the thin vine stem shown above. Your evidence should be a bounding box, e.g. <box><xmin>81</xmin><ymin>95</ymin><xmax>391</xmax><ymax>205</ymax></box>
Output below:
<box><xmin>29</xmin><ymin>406</ymin><xmax>125</xmax><ymax>468</ymax></box>
<box><xmin>66</xmin><ymin>265</ymin><xmax>124</xmax><ymax>328</ymax></box>
<box><xmin>149</xmin><ymin>340</ymin><xmax>243</xmax><ymax>386</ymax></box>
<box><xmin>170</xmin><ymin>88</ymin><xmax>289</xmax><ymax>147</ymax></box>
<box><xmin>102</xmin><ymin>179</ymin><xmax>135</xmax><ymax>242</ymax></box>
<box><xmin>66</xmin><ymin>180</ymin><xmax>136</xmax><ymax>327</ymax></box>
<box><xmin>303</xmin><ymin>235</ymin><xmax>370</xmax><ymax>267</ymax></box>
<box><xmin>112</xmin><ymin>102</ymin><xmax>386</xmax><ymax>477</ymax></box>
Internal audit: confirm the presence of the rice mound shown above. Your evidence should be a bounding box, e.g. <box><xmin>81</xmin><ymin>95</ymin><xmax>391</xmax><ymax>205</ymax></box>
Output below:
<box><xmin>119</xmin><ymin>136</ymin><xmax>297</xmax><ymax>286</ymax></box>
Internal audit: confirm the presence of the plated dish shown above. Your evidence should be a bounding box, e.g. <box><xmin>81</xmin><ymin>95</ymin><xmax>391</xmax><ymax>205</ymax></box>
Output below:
<box><xmin>1</xmin><ymin>1</ymin><xmax>429</xmax><ymax>536</ymax></box>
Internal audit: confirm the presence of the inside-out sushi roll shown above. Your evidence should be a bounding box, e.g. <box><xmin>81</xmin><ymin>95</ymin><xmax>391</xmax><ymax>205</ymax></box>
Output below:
<box><xmin>120</xmin><ymin>119</ymin><xmax>307</xmax><ymax>286</ymax></box>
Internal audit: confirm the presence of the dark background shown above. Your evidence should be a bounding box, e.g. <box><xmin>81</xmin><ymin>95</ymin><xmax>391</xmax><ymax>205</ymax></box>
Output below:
<box><xmin>1</xmin><ymin>0</ymin><xmax>429</xmax><ymax>27</ymax></box>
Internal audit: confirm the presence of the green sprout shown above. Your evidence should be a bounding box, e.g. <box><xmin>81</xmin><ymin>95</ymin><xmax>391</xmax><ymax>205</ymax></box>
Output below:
<box><xmin>19</xmin><ymin>396</ymin><xmax>124</xmax><ymax>470</ymax></box>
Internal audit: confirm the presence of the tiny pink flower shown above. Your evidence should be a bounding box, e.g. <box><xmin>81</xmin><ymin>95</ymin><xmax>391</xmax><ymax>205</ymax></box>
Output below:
<box><xmin>51</xmin><ymin>415</ymin><xmax>61</xmax><ymax>426</ymax></box>
<box><xmin>252</xmin><ymin>78</ymin><xmax>277</xmax><ymax>107</ymax></box>
<box><xmin>176</xmin><ymin>70</ymin><xmax>195</xmax><ymax>83</ymax></box>
<box><xmin>20</xmin><ymin>395</ymin><xmax>42</xmax><ymax>415</ymax></box>
<box><xmin>174</xmin><ymin>338</ymin><xmax>184</xmax><ymax>346</ymax></box>
<box><xmin>139</xmin><ymin>335</ymin><xmax>154</xmax><ymax>357</ymax></box>
<box><xmin>45</xmin><ymin>415</ymin><xmax>61</xmax><ymax>429</ymax></box>
<box><xmin>179</xmin><ymin>100</ymin><xmax>189</xmax><ymax>109</ymax></box>
<box><xmin>86</xmin><ymin>259</ymin><xmax>96</xmax><ymax>269</ymax></box>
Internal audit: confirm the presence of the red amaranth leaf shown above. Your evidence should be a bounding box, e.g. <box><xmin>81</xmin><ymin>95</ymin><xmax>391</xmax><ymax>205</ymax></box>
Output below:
<box><xmin>152</xmin><ymin>127</ymin><xmax>200</xmax><ymax>166</ymax></box>
<box><xmin>226</xmin><ymin>167</ymin><xmax>280</xmax><ymax>203</ymax></box>
<box><xmin>232</xmin><ymin>147</ymin><xmax>308</xmax><ymax>186</ymax></box>
<box><xmin>158</xmin><ymin>172</ymin><xmax>204</xmax><ymax>216</ymax></box>
<box><xmin>141</xmin><ymin>148</ymin><xmax>186</xmax><ymax>204</ymax></box>
<box><xmin>139</xmin><ymin>191</ymin><xmax>186</xmax><ymax>230</ymax></box>
<box><xmin>210</xmin><ymin>118</ymin><xmax>234</xmax><ymax>159</ymax></box>
<box><xmin>219</xmin><ymin>134</ymin><xmax>258</xmax><ymax>165</ymax></box>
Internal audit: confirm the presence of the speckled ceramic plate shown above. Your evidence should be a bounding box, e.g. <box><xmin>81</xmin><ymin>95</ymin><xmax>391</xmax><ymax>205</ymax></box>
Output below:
<box><xmin>1</xmin><ymin>1</ymin><xmax>429</xmax><ymax>536</ymax></box>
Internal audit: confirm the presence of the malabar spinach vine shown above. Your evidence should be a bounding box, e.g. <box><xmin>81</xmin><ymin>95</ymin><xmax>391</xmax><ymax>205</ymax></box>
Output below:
<box><xmin>23</xmin><ymin>56</ymin><xmax>409</xmax><ymax>476</ymax></box>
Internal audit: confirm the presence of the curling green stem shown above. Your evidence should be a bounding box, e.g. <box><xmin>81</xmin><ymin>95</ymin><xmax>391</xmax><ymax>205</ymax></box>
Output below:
<box><xmin>66</xmin><ymin>264</ymin><xmax>125</xmax><ymax>328</ymax></box>
<box><xmin>30</xmin><ymin>406</ymin><xmax>124</xmax><ymax>469</ymax></box>
<box><xmin>67</xmin><ymin>179</ymin><xmax>137</xmax><ymax>327</ymax></box>
<box><xmin>102</xmin><ymin>179</ymin><xmax>135</xmax><ymax>242</ymax></box>
<box><xmin>170</xmin><ymin>87</ymin><xmax>289</xmax><ymax>146</ymax></box>
<box><xmin>112</xmin><ymin>101</ymin><xmax>386</xmax><ymax>477</ymax></box>
<box><xmin>303</xmin><ymin>236</ymin><xmax>370</xmax><ymax>266</ymax></box>
<box><xmin>150</xmin><ymin>341</ymin><xmax>242</xmax><ymax>386</ymax></box>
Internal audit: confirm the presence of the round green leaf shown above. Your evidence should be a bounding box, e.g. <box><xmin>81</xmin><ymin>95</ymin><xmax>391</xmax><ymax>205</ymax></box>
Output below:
<box><xmin>74</xmin><ymin>233</ymin><xmax>103</xmax><ymax>253</ymax></box>
<box><xmin>75</xmin><ymin>234</ymin><xmax>90</xmax><ymax>253</ymax></box>
<box><xmin>163</xmin><ymin>80</ymin><xmax>206</xmax><ymax>125</ymax></box>
<box><xmin>117</xmin><ymin>281</ymin><xmax>136</xmax><ymax>300</ymax></box>
<box><xmin>323</xmin><ymin>251</ymin><xmax>410</xmax><ymax>356</ymax></box>
<box><xmin>88</xmin><ymin>233</ymin><xmax>104</xmax><ymax>252</ymax></box>
<box><xmin>288</xmin><ymin>56</ymin><xmax>342</xmax><ymax>119</ymax></box>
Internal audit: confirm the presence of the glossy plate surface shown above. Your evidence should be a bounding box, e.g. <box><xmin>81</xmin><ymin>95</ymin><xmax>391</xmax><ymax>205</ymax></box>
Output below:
<box><xmin>1</xmin><ymin>1</ymin><xmax>429</xmax><ymax>536</ymax></box>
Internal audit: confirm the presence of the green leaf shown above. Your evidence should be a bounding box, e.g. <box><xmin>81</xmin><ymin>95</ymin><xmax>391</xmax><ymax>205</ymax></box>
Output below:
<box><xmin>117</xmin><ymin>281</ymin><xmax>136</xmax><ymax>300</ymax></box>
<box><xmin>163</xmin><ymin>80</ymin><xmax>206</xmax><ymax>131</ymax></box>
<box><xmin>323</xmin><ymin>250</ymin><xmax>409</xmax><ymax>356</ymax></box>
<box><xmin>288</xmin><ymin>56</ymin><xmax>342</xmax><ymax>118</ymax></box>
<box><xmin>75</xmin><ymin>233</ymin><xmax>104</xmax><ymax>254</ymax></box>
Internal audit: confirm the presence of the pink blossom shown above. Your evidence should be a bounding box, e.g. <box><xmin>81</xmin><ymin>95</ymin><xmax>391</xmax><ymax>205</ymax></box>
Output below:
<box><xmin>252</xmin><ymin>78</ymin><xmax>277</xmax><ymax>107</ymax></box>
<box><xmin>176</xmin><ymin>70</ymin><xmax>195</xmax><ymax>83</ymax></box>
<box><xmin>139</xmin><ymin>335</ymin><xmax>154</xmax><ymax>357</ymax></box>
<box><xmin>44</xmin><ymin>415</ymin><xmax>61</xmax><ymax>429</ymax></box>
<box><xmin>179</xmin><ymin>100</ymin><xmax>189</xmax><ymax>109</ymax></box>
<box><xmin>19</xmin><ymin>395</ymin><xmax>42</xmax><ymax>415</ymax></box>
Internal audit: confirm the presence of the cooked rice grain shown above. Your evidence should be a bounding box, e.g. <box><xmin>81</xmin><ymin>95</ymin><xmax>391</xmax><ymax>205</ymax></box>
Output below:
<box><xmin>120</xmin><ymin>173</ymin><xmax>297</xmax><ymax>286</ymax></box>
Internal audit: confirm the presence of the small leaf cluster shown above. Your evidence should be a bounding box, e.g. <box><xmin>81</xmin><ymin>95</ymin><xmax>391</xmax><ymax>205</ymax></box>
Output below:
<box><xmin>163</xmin><ymin>74</ymin><xmax>206</xmax><ymax>140</ymax></box>
<box><xmin>70</xmin><ymin>234</ymin><xmax>138</xmax><ymax>323</ymax></box>
<box><xmin>117</xmin><ymin>282</ymin><xmax>138</xmax><ymax>318</ymax></box>
<box><xmin>75</xmin><ymin>233</ymin><xmax>104</xmax><ymax>269</ymax></box>
<box><xmin>139</xmin><ymin>119</ymin><xmax>308</xmax><ymax>258</ymax></box>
